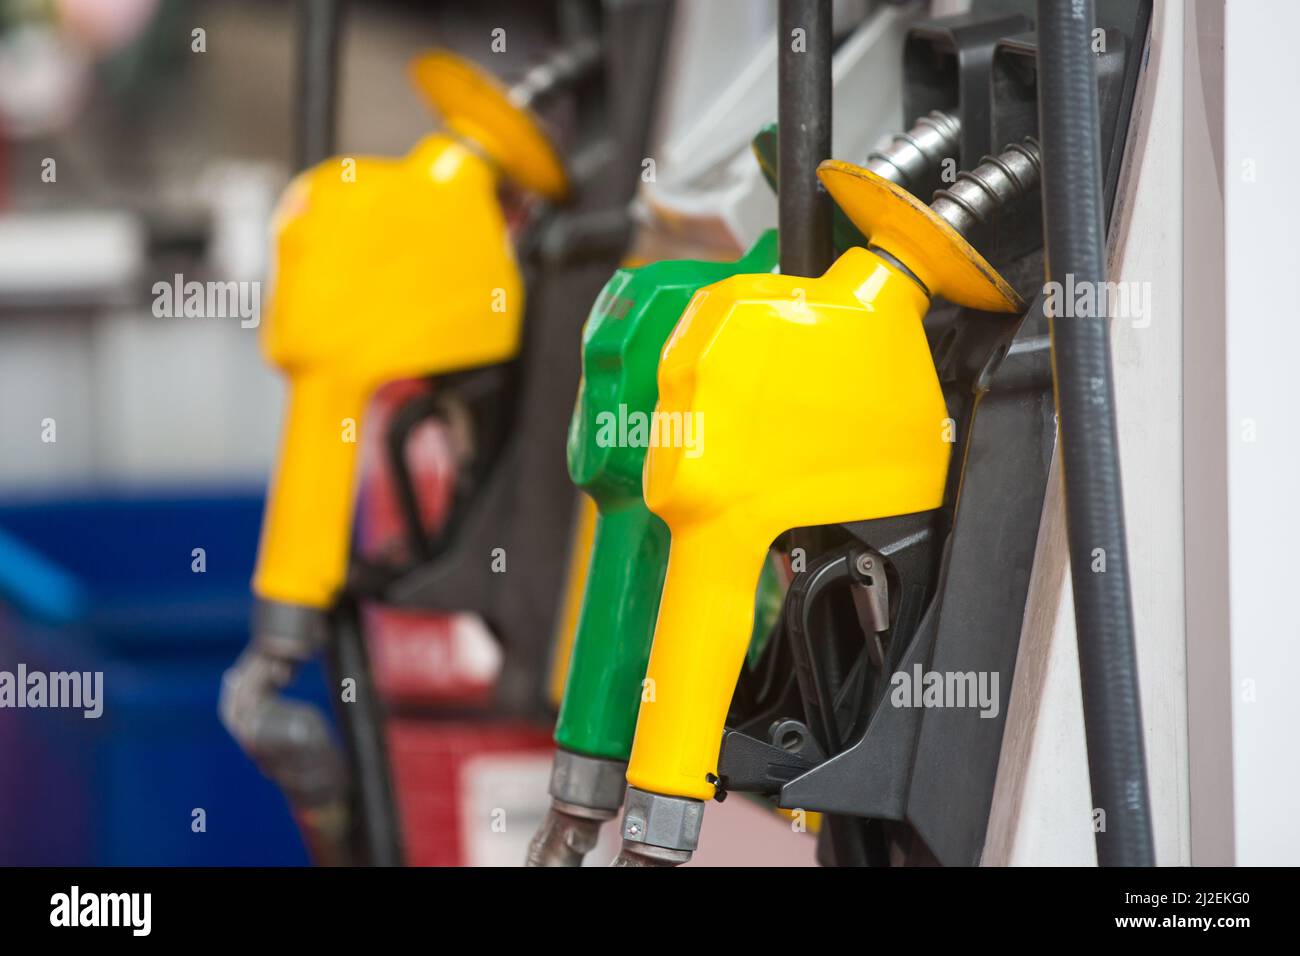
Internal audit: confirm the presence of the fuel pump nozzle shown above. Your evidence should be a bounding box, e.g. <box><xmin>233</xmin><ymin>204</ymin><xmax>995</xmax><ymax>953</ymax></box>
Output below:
<box><xmin>532</xmin><ymin>112</ymin><xmax>965</xmax><ymax>867</ymax></box>
<box><xmin>221</xmin><ymin>44</ymin><xmax>590</xmax><ymax>865</ymax></box>
<box><xmin>527</xmin><ymin>234</ymin><xmax>781</xmax><ymax>867</ymax></box>
<box><xmin>613</xmin><ymin>140</ymin><xmax>1040</xmax><ymax>866</ymax></box>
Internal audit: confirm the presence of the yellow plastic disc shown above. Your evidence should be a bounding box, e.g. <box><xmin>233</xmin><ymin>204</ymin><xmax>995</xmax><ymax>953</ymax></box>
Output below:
<box><xmin>817</xmin><ymin>159</ymin><xmax>1023</xmax><ymax>314</ymax></box>
<box><xmin>409</xmin><ymin>49</ymin><xmax>569</xmax><ymax>201</ymax></box>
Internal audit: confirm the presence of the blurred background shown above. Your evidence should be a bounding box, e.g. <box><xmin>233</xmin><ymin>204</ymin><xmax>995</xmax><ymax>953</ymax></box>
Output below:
<box><xmin>0</xmin><ymin>0</ymin><xmax>825</xmax><ymax>866</ymax></box>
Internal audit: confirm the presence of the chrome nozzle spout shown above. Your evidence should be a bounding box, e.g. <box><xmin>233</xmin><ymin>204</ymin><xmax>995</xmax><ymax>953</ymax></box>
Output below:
<box><xmin>524</xmin><ymin>750</ymin><xmax>627</xmax><ymax>866</ymax></box>
<box><xmin>610</xmin><ymin>841</ymin><xmax>692</xmax><ymax>867</ymax></box>
<box><xmin>526</xmin><ymin>805</ymin><xmax>608</xmax><ymax>867</ymax></box>
<box><xmin>219</xmin><ymin>602</ymin><xmax>351</xmax><ymax>866</ymax></box>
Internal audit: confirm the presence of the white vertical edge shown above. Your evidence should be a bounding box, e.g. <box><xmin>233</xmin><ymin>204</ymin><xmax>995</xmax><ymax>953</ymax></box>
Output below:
<box><xmin>1222</xmin><ymin>0</ymin><xmax>1300</xmax><ymax>866</ymax></box>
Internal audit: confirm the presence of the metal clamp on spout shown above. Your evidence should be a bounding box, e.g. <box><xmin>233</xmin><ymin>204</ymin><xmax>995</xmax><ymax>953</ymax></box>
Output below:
<box><xmin>527</xmin><ymin>750</ymin><xmax>628</xmax><ymax>868</ymax></box>
<box><xmin>612</xmin><ymin>788</ymin><xmax>705</xmax><ymax>867</ymax></box>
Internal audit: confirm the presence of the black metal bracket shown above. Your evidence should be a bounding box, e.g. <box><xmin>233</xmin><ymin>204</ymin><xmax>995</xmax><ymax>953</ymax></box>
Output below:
<box><xmin>775</xmin><ymin>301</ymin><xmax>1055</xmax><ymax>865</ymax></box>
<box><xmin>903</xmin><ymin>10</ymin><xmax>1033</xmax><ymax>258</ymax></box>
<box><xmin>741</xmin><ymin>0</ymin><xmax>1151</xmax><ymax>865</ymax></box>
<box><xmin>717</xmin><ymin>721</ymin><xmax>825</xmax><ymax>795</ymax></box>
<box><xmin>989</xmin><ymin>7</ymin><xmax>1145</xmax><ymax>261</ymax></box>
<box><xmin>719</xmin><ymin>511</ymin><xmax>941</xmax><ymax>791</ymax></box>
<box><xmin>903</xmin><ymin>11</ymin><xmax>1034</xmax><ymax>172</ymax></box>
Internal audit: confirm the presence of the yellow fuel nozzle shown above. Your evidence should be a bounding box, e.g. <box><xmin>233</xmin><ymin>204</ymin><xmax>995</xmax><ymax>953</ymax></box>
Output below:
<box><xmin>253</xmin><ymin>49</ymin><xmax>575</xmax><ymax>611</ymax></box>
<box><xmin>617</xmin><ymin>141</ymin><xmax>1039</xmax><ymax>865</ymax></box>
<box><xmin>227</xmin><ymin>43</ymin><xmax>596</xmax><ymax>866</ymax></box>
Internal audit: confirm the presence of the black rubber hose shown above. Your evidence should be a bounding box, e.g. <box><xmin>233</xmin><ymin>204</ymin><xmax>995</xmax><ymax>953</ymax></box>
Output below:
<box><xmin>777</xmin><ymin>0</ymin><xmax>835</xmax><ymax>278</ymax></box>
<box><xmin>294</xmin><ymin>0</ymin><xmax>344</xmax><ymax>170</ymax></box>
<box><xmin>293</xmin><ymin>0</ymin><xmax>406</xmax><ymax>867</ymax></box>
<box><xmin>778</xmin><ymin>0</ymin><xmax>869</xmax><ymax>867</ymax></box>
<box><xmin>1035</xmin><ymin>0</ymin><xmax>1154</xmax><ymax>865</ymax></box>
<box><xmin>329</xmin><ymin>599</ymin><xmax>404</xmax><ymax>866</ymax></box>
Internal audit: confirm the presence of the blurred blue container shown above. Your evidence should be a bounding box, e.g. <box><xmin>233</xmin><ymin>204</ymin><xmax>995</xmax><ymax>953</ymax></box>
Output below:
<box><xmin>0</xmin><ymin>491</ymin><xmax>328</xmax><ymax>865</ymax></box>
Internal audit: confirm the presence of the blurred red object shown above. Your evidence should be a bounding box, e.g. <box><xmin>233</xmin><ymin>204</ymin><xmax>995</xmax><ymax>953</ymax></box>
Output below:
<box><xmin>360</xmin><ymin>372</ymin><xmax>563</xmax><ymax>867</ymax></box>
<box><xmin>358</xmin><ymin>381</ymin><xmax>501</xmax><ymax>707</ymax></box>
<box><xmin>387</xmin><ymin>720</ymin><xmax>552</xmax><ymax>867</ymax></box>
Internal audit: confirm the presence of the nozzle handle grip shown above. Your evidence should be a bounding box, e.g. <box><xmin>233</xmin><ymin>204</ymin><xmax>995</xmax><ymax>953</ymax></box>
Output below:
<box><xmin>253</xmin><ymin>371</ymin><xmax>368</xmax><ymax>609</ymax></box>
<box><xmin>625</xmin><ymin>524</ymin><xmax>768</xmax><ymax>801</ymax></box>
<box><xmin>554</xmin><ymin>501</ymin><xmax>670</xmax><ymax>761</ymax></box>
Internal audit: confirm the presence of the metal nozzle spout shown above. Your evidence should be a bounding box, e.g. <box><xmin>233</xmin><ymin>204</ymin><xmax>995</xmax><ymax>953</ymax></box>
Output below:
<box><xmin>524</xmin><ymin>750</ymin><xmax>627</xmax><ymax>866</ymax></box>
<box><xmin>219</xmin><ymin>602</ymin><xmax>352</xmax><ymax>866</ymax></box>
<box><xmin>526</xmin><ymin>805</ymin><xmax>608</xmax><ymax>867</ymax></box>
<box><xmin>610</xmin><ymin>841</ymin><xmax>692</xmax><ymax>867</ymax></box>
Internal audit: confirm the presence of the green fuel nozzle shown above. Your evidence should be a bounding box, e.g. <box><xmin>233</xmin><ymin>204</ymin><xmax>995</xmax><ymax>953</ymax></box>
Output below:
<box><xmin>526</xmin><ymin>232</ymin><xmax>781</xmax><ymax>867</ymax></box>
